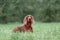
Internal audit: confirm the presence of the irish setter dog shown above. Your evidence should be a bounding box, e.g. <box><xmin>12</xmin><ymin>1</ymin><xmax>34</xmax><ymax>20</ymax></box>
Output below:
<box><xmin>13</xmin><ymin>15</ymin><xmax>34</xmax><ymax>32</ymax></box>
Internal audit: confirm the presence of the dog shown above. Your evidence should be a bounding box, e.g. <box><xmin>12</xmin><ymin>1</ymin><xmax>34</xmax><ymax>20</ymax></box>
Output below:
<box><xmin>13</xmin><ymin>15</ymin><xmax>34</xmax><ymax>32</ymax></box>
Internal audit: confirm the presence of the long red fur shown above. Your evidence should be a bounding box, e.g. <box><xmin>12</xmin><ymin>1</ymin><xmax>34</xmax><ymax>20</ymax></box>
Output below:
<box><xmin>13</xmin><ymin>15</ymin><xmax>34</xmax><ymax>32</ymax></box>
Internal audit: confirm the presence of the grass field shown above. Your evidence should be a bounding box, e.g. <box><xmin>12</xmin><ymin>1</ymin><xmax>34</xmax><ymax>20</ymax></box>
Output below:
<box><xmin>0</xmin><ymin>22</ymin><xmax>60</xmax><ymax>40</ymax></box>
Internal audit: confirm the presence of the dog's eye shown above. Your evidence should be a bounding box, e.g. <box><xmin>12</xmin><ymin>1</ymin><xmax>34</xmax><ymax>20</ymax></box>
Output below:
<box><xmin>30</xmin><ymin>16</ymin><xmax>32</xmax><ymax>19</ymax></box>
<box><xmin>26</xmin><ymin>17</ymin><xmax>28</xmax><ymax>19</ymax></box>
<box><xmin>31</xmin><ymin>17</ymin><xmax>32</xmax><ymax>19</ymax></box>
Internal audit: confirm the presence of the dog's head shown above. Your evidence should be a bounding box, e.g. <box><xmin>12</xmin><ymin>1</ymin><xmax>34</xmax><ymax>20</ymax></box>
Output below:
<box><xmin>23</xmin><ymin>15</ymin><xmax>34</xmax><ymax>24</ymax></box>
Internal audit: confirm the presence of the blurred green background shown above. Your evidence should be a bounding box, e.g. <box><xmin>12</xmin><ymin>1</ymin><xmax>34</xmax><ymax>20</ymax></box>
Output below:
<box><xmin>0</xmin><ymin>0</ymin><xmax>60</xmax><ymax>40</ymax></box>
<box><xmin>0</xmin><ymin>0</ymin><xmax>60</xmax><ymax>23</ymax></box>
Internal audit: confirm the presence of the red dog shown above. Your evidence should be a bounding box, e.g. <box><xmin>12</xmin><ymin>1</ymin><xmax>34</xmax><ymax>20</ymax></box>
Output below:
<box><xmin>13</xmin><ymin>15</ymin><xmax>34</xmax><ymax>32</ymax></box>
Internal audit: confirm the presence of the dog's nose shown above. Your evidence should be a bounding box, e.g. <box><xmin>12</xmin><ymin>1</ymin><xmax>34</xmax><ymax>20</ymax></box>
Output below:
<box><xmin>29</xmin><ymin>19</ymin><xmax>31</xmax><ymax>20</ymax></box>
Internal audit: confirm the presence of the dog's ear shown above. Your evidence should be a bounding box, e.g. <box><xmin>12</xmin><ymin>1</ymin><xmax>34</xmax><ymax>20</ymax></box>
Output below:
<box><xmin>23</xmin><ymin>16</ymin><xmax>27</xmax><ymax>24</ymax></box>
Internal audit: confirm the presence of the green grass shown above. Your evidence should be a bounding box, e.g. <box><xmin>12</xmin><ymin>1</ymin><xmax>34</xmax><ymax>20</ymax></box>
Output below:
<box><xmin>0</xmin><ymin>22</ymin><xmax>60</xmax><ymax>40</ymax></box>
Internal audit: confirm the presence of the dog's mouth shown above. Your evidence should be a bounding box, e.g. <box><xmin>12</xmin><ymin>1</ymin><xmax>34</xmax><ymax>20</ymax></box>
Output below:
<box><xmin>27</xmin><ymin>19</ymin><xmax>32</xmax><ymax>24</ymax></box>
<box><xmin>28</xmin><ymin>21</ymin><xmax>31</xmax><ymax>23</ymax></box>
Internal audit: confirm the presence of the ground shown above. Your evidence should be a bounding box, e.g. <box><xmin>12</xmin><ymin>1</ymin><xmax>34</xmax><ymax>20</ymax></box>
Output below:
<box><xmin>0</xmin><ymin>22</ymin><xmax>60</xmax><ymax>40</ymax></box>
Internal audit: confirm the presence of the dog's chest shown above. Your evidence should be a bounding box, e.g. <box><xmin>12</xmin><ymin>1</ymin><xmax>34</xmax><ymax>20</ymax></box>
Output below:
<box><xmin>24</xmin><ymin>24</ymin><xmax>31</xmax><ymax>30</ymax></box>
